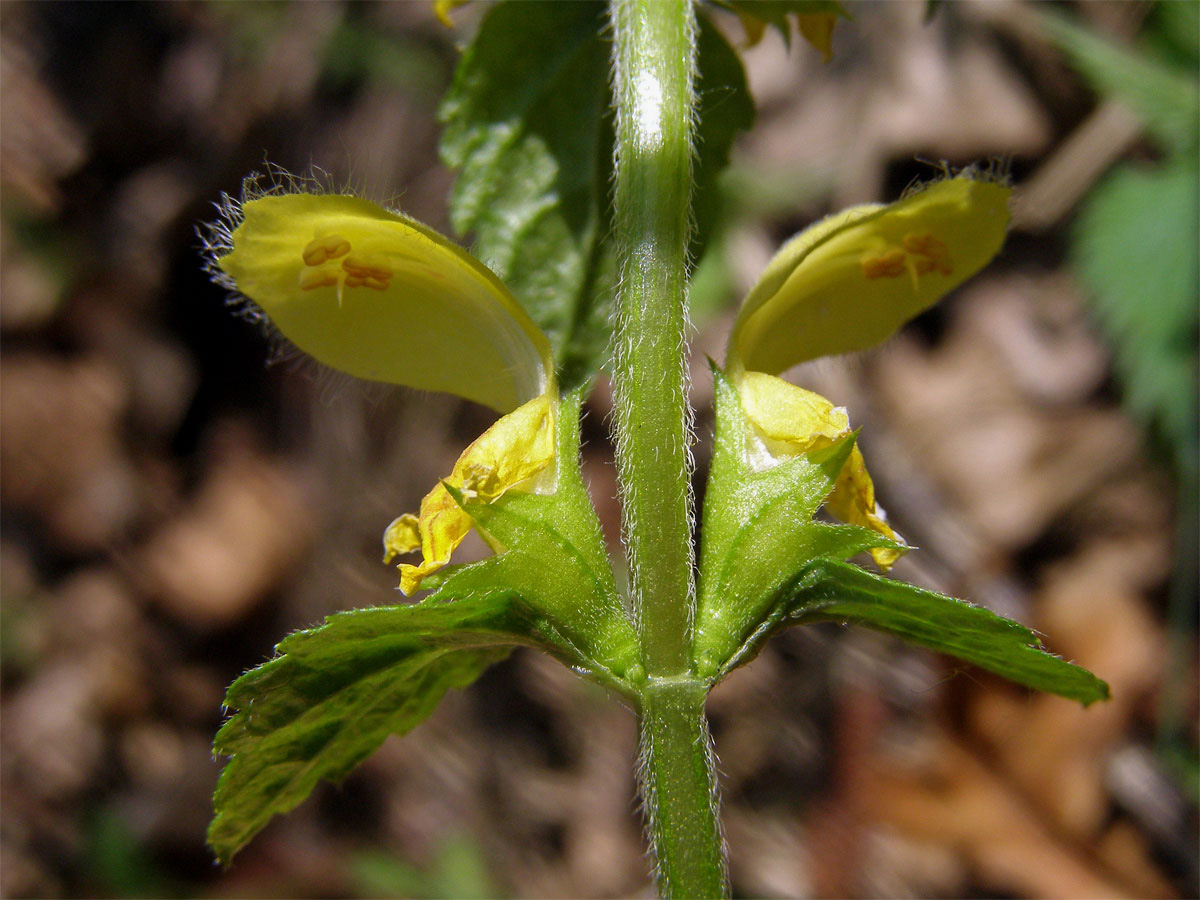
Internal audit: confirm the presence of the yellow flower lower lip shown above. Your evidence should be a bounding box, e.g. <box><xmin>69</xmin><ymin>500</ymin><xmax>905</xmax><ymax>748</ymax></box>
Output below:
<box><xmin>383</xmin><ymin>393</ymin><xmax>557</xmax><ymax>595</ymax></box>
<box><xmin>736</xmin><ymin>371</ymin><xmax>905</xmax><ymax>571</ymax></box>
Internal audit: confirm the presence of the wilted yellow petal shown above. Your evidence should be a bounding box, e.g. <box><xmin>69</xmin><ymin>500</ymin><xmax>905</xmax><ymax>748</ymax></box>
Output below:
<box><xmin>796</xmin><ymin>13</ymin><xmax>837</xmax><ymax>62</ymax></box>
<box><xmin>825</xmin><ymin>444</ymin><xmax>904</xmax><ymax>570</ymax></box>
<box><xmin>382</xmin><ymin>514</ymin><xmax>421</xmax><ymax>561</ymax></box>
<box><xmin>389</xmin><ymin>393</ymin><xmax>555</xmax><ymax>594</ymax></box>
<box><xmin>737</xmin><ymin>371</ymin><xmax>905</xmax><ymax>569</ymax></box>
<box><xmin>728</xmin><ymin>174</ymin><xmax>1011</xmax><ymax>378</ymax></box>
<box><xmin>214</xmin><ymin>191</ymin><xmax>553</xmax><ymax>413</ymax></box>
<box><xmin>735</xmin><ymin>10</ymin><xmax>768</xmax><ymax>47</ymax></box>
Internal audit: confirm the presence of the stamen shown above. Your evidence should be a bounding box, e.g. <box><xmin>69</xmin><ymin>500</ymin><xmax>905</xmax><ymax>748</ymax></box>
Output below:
<box><xmin>861</xmin><ymin>231</ymin><xmax>953</xmax><ymax>282</ymax></box>
<box><xmin>341</xmin><ymin>254</ymin><xmax>393</xmax><ymax>292</ymax></box>
<box><xmin>903</xmin><ymin>231</ymin><xmax>953</xmax><ymax>275</ymax></box>
<box><xmin>298</xmin><ymin>266</ymin><xmax>340</xmax><ymax>290</ymax></box>
<box><xmin>301</xmin><ymin>234</ymin><xmax>351</xmax><ymax>266</ymax></box>
<box><xmin>861</xmin><ymin>248</ymin><xmax>906</xmax><ymax>279</ymax></box>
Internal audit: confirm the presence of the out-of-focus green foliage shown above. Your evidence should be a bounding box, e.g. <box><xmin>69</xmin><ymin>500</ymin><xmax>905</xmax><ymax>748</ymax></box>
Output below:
<box><xmin>1045</xmin><ymin>1</ymin><xmax>1198</xmax><ymax>769</ymax></box>
<box><xmin>322</xmin><ymin>17</ymin><xmax>451</xmax><ymax>99</ymax></box>
<box><xmin>1075</xmin><ymin>160</ymin><xmax>1198</xmax><ymax>469</ymax></box>
<box><xmin>350</xmin><ymin>834</ymin><xmax>498</xmax><ymax>900</ymax></box>
<box><xmin>1043</xmin><ymin>4</ymin><xmax>1198</xmax><ymax>475</ymax></box>
<box><xmin>83</xmin><ymin>806</ymin><xmax>179</xmax><ymax>899</ymax></box>
<box><xmin>1040</xmin><ymin>5</ymin><xmax>1198</xmax><ymax>157</ymax></box>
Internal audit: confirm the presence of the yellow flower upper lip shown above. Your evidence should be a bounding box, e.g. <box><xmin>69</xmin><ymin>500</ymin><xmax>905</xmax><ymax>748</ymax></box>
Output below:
<box><xmin>212</xmin><ymin>190</ymin><xmax>555</xmax><ymax>414</ymax></box>
<box><xmin>728</xmin><ymin>174</ymin><xmax>1011</xmax><ymax>378</ymax></box>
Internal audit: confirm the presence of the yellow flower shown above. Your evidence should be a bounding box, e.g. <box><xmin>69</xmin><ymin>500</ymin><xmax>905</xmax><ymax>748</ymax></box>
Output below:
<box><xmin>382</xmin><ymin>394</ymin><xmax>554</xmax><ymax>595</ymax></box>
<box><xmin>726</xmin><ymin>173</ymin><xmax>1012</xmax><ymax>569</ymax></box>
<box><xmin>207</xmin><ymin>183</ymin><xmax>557</xmax><ymax>593</ymax></box>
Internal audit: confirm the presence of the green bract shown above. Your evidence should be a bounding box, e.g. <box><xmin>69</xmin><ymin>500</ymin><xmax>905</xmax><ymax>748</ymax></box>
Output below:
<box><xmin>695</xmin><ymin>368</ymin><xmax>1107</xmax><ymax>706</ymax></box>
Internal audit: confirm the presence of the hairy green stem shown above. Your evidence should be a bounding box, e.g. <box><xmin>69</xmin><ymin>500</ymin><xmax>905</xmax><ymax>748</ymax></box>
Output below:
<box><xmin>610</xmin><ymin>0</ymin><xmax>728</xmax><ymax>895</ymax></box>
<box><xmin>610</xmin><ymin>0</ymin><xmax>695</xmax><ymax>678</ymax></box>
<box><xmin>639</xmin><ymin>678</ymin><xmax>728</xmax><ymax>899</ymax></box>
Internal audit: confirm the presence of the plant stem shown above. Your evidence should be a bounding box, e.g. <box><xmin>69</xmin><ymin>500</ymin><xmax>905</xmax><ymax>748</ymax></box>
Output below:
<box><xmin>639</xmin><ymin>677</ymin><xmax>728</xmax><ymax>899</ymax></box>
<box><xmin>609</xmin><ymin>0</ymin><xmax>695</xmax><ymax>679</ymax></box>
<box><xmin>610</xmin><ymin>0</ymin><xmax>728</xmax><ymax>896</ymax></box>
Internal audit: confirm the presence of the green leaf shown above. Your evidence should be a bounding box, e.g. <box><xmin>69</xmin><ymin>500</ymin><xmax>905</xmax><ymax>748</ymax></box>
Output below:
<box><xmin>439</xmin><ymin>388</ymin><xmax>640</xmax><ymax>687</ymax></box>
<box><xmin>439</xmin><ymin>0</ymin><xmax>613</xmax><ymax>388</ymax></box>
<box><xmin>1039</xmin><ymin>7</ymin><xmax>1199</xmax><ymax>155</ymax></box>
<box><xmin>695</xmin><ymin>367</ymin><xmax>899</xmax><ymax>677</ymax></box>
<box><xmin>209</xmin><ymin>391</ymin><xmax>641</xmax><ymax>867</ymax></box>
<box><xmin>1073</xmin><ymin>158</ymin><xmax>1199</xmax><ymax>470</ymax></box>
<box><xmin>784</xmin><ymin>560</ymin><xmax>1111</xmax><ymax>706</ymax></box>
<box><xmin>209</xmin><ymin>391</ymin><xmax>644</xmax><ymax>865</ymax></box>
<box><xmin>1144</xmin><ymin>0</ymin><xmax>1199</xmax><ymax>70</ymax></box>
<box><xmin>209</xmin><ymin>593</ymin><xmax>568</xmax><ymax>865</ymax></box>
<box><xmin>692</xmin><ymin>13</ymin><xmax>756</xmax><ymax>266</ymax></box>
<box><xmin>440</xmin><ymin>3</ymin><xmax>754</xmax><ymax>386</ymax></box>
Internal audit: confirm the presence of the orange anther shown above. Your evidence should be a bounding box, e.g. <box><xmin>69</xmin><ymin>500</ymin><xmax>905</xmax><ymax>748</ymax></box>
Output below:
<box><xmin>861</xmin><ymin>248</ymin><xmax>906</xmax><ymax>279</ymax></box>
<box><xmin>902</xmin><ymin>231</ymin><xmax>939</xmax><ymax>254</ymax></box>
<box><xmin>903</xmin><ymin>231</ymin><xmax>953</xmax><ymax>276</ymax></box>
<box><xmin>302</xmin><ymin>234</ymin><xmax>351</xmax><ymax>267</ymax></box>
<box><xmin>299</xmin><ymin>267</ymin><xmax>339</xmax><ymax>291</ymax></box>
<box><xmin>342</xmin><ymin>254</ymin><xmax>392</xmax><ymax>281</ymax></box>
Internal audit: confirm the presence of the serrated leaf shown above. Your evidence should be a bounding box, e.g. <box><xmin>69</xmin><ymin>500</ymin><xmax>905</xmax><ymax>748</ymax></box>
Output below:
<box><xmin>1039</xmin><ymin>7</ymin><xmax>1199</xmax><ymax>155</ymax></box>
<box><xmin>784</xmin><ymin>560</ymin><xmax>1111</xmax><ymax>706</ymax></box>
<box><xmin>695</xmin><ymin>367</ymin><xmax>899</xmax><ymax>676</ymax></box>
<box><xmin>1073</xmin><ymin>158</ymin><xmax>1199</xmax><ymax>468</ymax></box>
<box><xmin>439</xmin><ymin>0</ymin><xmax>612</xmax><ymax>387</ymax></box>
<box><xmin>435</xmin><ymin>387</ymin><xmax>639</xmax><ymax>686</ymax></box>
<box><xmin>210</xmin><ymin>594</ymin><xmax>572</xmax><ymax>864</ymax></box>
<box><xmin>692</xmin><ymin>13</ymin><xmax>756</xmax><ymax>265</ymax></box>
<box><xmin>440</xmin><ymin>3</ymin><xmax>754</xmax><ymax>386</ymax></box>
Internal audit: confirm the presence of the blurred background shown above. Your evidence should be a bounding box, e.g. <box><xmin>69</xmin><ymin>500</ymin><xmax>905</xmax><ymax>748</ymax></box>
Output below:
<box><xmin>1</xmin><ymin>1</ymin><xmax>1196</xmax><ymax>897</ymax></box>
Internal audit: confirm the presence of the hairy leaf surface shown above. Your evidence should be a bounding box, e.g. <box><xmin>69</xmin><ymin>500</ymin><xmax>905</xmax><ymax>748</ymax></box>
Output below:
<box><xmin>210</xmin><ymin>595</ymin><xmax>573</xmax><ymax>864</ymax></box>
<box><xmin>784</xmin><ymin>561</ymin><xmax>1111</xmax><ymax>706</ymax></box>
